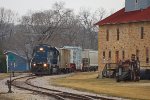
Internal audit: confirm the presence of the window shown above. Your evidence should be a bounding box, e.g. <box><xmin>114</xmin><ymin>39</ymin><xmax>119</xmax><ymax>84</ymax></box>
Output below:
<box><xmin>135</xmin><ymin>0</ymin><xmax>138</xmax><ymax>3</ymax></box>
<box><xmin>103</xmin><ymin>51</ymin><xmax>105</xmax><ymax>59</ymax></box>
<box><xmin>136</xmin><ymin>49</ymin><xmax>140</xmax><ymax>60</ymax></box>
<box><xmin>109</xmin><ymin>51</ymin><xmax>111</xmax><ymax>58</ymax></box>
<box><xmin>117</xmin><ymin>28</ymin><xmax>120</xmax><ymax>40</ymax></box>
<box><xmin>115</xmin><ymin>51</ymin><xmax>119</xmax><ymax>63</ymax></box>
<box><xmin>122</xmin><ymin>50</ymin><xmax>125</xmax><ymax>60</ymax></box>
<box><xmin>141</xmin><ymin>27</ymin><xmax>144</xmax><ymax>39</ymax></box>
<box><xmin>106</xmin><ymin>29</ymin><xmax>109</xmax><ymax>41</ymax></box>
<box><xmin>146</xmin><ymin>48</ymin><xmax>149</xmax><ymax>63</ymax></box>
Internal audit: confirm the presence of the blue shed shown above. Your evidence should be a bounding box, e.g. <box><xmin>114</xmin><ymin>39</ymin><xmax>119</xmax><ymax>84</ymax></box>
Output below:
<box><xmin>6</xmin><ymin>51</ymin><xmax>29</xmax><ymax>72</ymax></box>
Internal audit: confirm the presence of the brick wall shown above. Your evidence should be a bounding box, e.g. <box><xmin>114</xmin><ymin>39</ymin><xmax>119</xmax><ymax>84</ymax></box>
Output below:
<box><xmin>98</xmin><ymin>21</ymin><xmax>150</xmax><ymax>74</ymax></box>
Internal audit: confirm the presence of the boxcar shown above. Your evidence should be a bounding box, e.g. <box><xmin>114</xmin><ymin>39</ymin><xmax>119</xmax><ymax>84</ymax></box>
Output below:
<box><xmin>82</xmin><ymin>49</ymin><xmax>98</xmax><ymax>71</ymax></box>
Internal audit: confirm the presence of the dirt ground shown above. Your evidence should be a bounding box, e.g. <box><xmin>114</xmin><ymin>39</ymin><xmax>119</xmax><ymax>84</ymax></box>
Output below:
<box><xmin>0</xmin><ymin>73</ymin><xmax>9</xmax><ymax>80</ymax></box>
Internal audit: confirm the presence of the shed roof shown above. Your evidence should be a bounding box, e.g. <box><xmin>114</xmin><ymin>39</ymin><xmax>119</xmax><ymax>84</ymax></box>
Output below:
<box><xmin>95</xmin><ymin>7</ymin><xmax>150</xmax><ymax>25</ymax></box>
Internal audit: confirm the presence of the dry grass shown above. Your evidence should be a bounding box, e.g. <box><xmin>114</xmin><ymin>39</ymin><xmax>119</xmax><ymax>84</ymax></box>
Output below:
<box><xmin>52</xmin><ymin>72</ymin><xmax>150</xmax><ymax>100</ymax></box>
<box><xmin>0</xmin><ymin>95</ymin><xmax>12</xmax><ymax>100</ymax></box>
<box><xmin>0</xmin><ymin>73</ymin><xmax>9</xmax><ymax>80</ymax></box>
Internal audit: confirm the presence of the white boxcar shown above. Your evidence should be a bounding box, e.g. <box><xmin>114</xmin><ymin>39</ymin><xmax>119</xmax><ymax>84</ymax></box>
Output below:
<box><xmin>63</xmin><ymin>46</ymin><xmax>82</xmax><ymax>70</ymax></box>
<box><xmin>89</xmin><ymin>51</ymin><xmax>98</xmax><ymax>67</ymax></box>
<box><xmin>82</xmin><ymin>49</ymin><xmax>98</xmax><ymax>71</ymax></box>
<box><xmin>59</xmin><ymin>48</ymin><xmax>70</xmax><ymax>69</ymax></box>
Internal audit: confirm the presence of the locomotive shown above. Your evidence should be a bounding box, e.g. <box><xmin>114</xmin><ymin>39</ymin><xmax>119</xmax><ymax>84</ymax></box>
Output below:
<box><xmin>30</xmin><ymin>44</ymin><xmax>59</xmax><ymax>75</ymax></box>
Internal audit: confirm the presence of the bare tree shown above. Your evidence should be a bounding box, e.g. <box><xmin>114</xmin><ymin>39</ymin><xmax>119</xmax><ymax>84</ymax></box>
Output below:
<box><xmin>0</xmin><ymin>8</ymin><xmax>17</xmax><ymax>50</ymax></box>
<box><xmin>77</xmin><ymin>8</ymin><xmax>106</xmax><ymax>49</ymax></box>
<box><xmin>20</xmin><ymin>2</ymin><xmax>73</xmax><ymax>45</ymax></box>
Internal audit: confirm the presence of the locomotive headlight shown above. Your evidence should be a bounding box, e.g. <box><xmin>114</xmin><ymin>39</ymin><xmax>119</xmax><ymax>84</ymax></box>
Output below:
<box><xmin>43</xmin><ymin>63</ymin><xmax>47</xmax><ymax>67</ymax></box>
<box><xmin>33</xmin><ymin>63</ymin><xmax>36</xmax><ymax>66</ymax></box>
<box><xmin>39</xmin><ymin>47</ymin><xmax>44</xmax><ymax>51</ymax></box>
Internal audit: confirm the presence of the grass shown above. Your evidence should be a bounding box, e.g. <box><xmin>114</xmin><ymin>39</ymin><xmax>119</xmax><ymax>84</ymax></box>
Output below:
<box><xmin>0</xmin><ymin>95</ymin><xmax>12</xmax><ymax>100</ymax></box>
<box><xmin>51</xmin><ymin>72</ymin><xmax>150</xmax><ymax>100</ymax></box>
<box><xmin>0</xmin><ymin>73</ymin><xmax>9</xmax><ymax>80</ymax></box>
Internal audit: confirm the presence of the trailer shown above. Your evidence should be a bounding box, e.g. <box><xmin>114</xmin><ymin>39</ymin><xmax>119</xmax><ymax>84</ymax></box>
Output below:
<box><xmin>59</xmin><ymin>48</ymin><xmax>72</xmax><ymax>73</ymax></box>
<box><xmin>59</xmin><ymin>46</ymin><xmax>82</xmax><ymax>73</ymax></box>
<box><xmin>82</xmin><ymin>49</ymin><xmax>98</xmax><ymax>71</ymax></box>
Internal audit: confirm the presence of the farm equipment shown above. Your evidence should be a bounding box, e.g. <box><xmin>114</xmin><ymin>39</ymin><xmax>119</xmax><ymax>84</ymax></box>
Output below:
<box><xmin>116</xmin><ymin>54</ymin><xmax>140</xmax><ymax>82</ymax></box>
<box><xmin>102</xmin><ymin>54</ymin><xmax>140</xmax><ymax>82</ymax></box>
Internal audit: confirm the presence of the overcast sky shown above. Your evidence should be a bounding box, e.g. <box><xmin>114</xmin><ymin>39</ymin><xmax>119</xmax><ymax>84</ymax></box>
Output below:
<box><xmin>0</xmin><ymin>0</ymin><xmax>125</xmax><ymax>16</ymax></box>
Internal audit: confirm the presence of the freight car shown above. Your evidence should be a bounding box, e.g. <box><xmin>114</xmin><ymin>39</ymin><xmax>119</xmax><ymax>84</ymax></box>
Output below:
<box><xmin>63</xmin><ymin>46</ymin><xmax>82</xmax><ymax>70</ymax></box>
<box><xmin>82</xmin><ymin>49</ymin><xmax>98</xmax><ymax>72</ymax></box>
<box><xmin>30</xmin><ymin>44</ymin><xmax>59</xmax><ymax>75</ymax></box>
<box><xmin>59</xmin><ymin>48</ymin><xmax>74</xmax><ymax>73</ymax></box>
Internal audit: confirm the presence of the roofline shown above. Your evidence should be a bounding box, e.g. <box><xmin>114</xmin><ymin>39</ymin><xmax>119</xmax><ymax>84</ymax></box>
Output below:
<box><xmin>95</xmin><ymin>7</ymin><xmax>150</xmax><ymax>26</ymax></box>
<box><xmin>98</xmin><ymin>20</ymin><xmax>150</xmax><ymax>26</ymax></box>
<box><xmin>94</xmin><ymin>8</ymin><xmax>125</xmax><ymax>26</ymax></box>
<box><xmin>4</xmin><ymin>51</ymin><xmax>27</xmax><ymax>60</ymax></box>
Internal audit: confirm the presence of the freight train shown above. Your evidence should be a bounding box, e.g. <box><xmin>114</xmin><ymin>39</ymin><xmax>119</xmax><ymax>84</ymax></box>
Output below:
<box><xmin>30</xmin><ymin>44</ymin><xmax>98</xmax><ymax>75</ymax></box>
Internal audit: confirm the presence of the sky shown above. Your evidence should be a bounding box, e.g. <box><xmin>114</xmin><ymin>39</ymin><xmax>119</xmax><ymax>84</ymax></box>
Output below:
<box><xmin>0</xmin><ymin>0</ymin><xmax>125</xmax><ymax>16</ymax></box>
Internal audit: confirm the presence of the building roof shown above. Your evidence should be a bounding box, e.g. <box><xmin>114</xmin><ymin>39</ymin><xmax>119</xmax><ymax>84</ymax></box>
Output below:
<box><xmin>95</xmin><ymin>7</ymin><xmax>150</xmax><ymax>25</ymax></box>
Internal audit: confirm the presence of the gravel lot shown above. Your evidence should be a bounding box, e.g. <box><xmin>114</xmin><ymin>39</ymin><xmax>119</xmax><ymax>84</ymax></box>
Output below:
<box><xmin>0</xmin><ymin>73</ymin><xmax>56</xmax><ymax>100</ymax></box>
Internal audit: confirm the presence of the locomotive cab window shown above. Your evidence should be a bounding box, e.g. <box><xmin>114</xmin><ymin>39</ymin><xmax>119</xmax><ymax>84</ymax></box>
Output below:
<box><xmin>49</xmin><ymin>52</ymin><xmax>53</xmax><ymax>57</ymax></box>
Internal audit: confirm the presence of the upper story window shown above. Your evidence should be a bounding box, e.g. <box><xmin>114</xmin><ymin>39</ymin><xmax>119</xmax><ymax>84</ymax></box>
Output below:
<box><xmin>146</xmin><ymin>47</ymin><xmax>149</xmax><ymax>63</ymax></box>
<box><xmin>141</xmin><ymin>27</ymin><xmax>144</xmax><ymax>39</ymax></box>
<box><xmin>106</xmin><ymin>29</ymin><xmax>109</xmax><ymax>41</ymax></box>
<box><xmin>117</xmin><ymin>28</ymin><xmax>120</xmax><ymax>41</ymax></box>
<box><xmin>135</xmin><ymin>0</ymin><xmax>138</xmax><ymax>3</ymax></box>
<box><xmin>136</xmin><ymin>49</ymin><xmax>140</xmax><ymax>61</ymax></box>
<box><xmin>109</xmin><ymin>51</ymin><xmax>111</xmax><ymax>59</ymax></box>
<box><xmin>122</xmin><ymin>50</ymin><xmax>125</xmax><ymax>60</ymax></box>
<box><xmin>103</xmin><ymin>51</ymin><xmax>105</xmax><ymax>59</ymax></box>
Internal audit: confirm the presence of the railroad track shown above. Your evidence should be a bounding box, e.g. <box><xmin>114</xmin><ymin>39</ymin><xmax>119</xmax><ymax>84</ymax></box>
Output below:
<box><xmin>11</xmin><ymin>75</ymin><xmax>116</xmax><ymax>100</ymax></box>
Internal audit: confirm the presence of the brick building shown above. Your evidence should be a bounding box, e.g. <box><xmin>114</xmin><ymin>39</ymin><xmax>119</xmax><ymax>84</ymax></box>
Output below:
<box><xmin>96</xmin><ymin>0</ymin><xmax>150</xmax><ymax>76</ymax></box>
